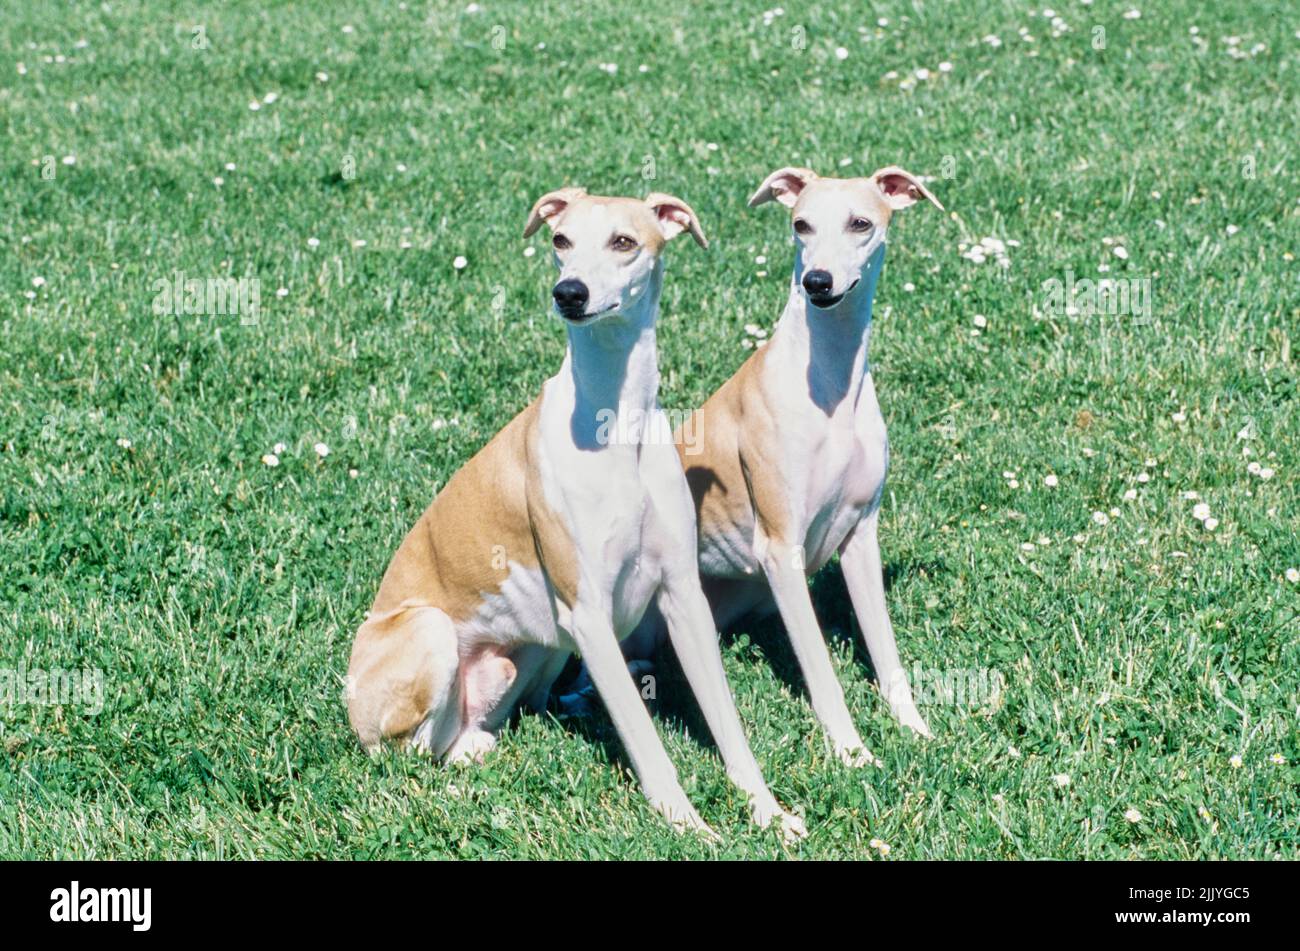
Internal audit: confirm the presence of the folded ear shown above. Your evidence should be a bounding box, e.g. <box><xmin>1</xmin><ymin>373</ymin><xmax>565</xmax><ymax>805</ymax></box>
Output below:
<box><xmin>644</xmin><ymin>192</ymin><xmax>708</xmax><ymax>248</ymax></box>
<box><xmin>748</xmin><ymin>167</ymin><xmax>818</xmax><ymax>208</ymax></box>
<box><xmin>871</xmin><ymin>166</ymin><xmax>944</xmax><ymax>211</ymax></box>
<box><xmin>523</xmin><ymin>187</ymin><xmax>587</xmax><ymax>238</ymax></box>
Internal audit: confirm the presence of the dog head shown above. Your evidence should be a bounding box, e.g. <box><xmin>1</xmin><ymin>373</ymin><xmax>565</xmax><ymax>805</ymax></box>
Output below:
<box><xmin>748</xmin><ymin>166</ymin><xmax>942</xmax><ymax>310</ymax></box>
<box><xmin>524</xmin><ymin>188</ymin><xmax>707</xmax><ymax>323</ymax></box>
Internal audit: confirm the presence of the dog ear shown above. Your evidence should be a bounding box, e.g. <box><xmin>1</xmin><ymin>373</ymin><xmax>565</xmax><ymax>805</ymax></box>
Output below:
<box><xmin>870</xmin><ymin>167</ymin><xmax>944</xmax><ymax>211</ymax></box>
<box><xmin>748</xmin><ymin>167</ymin><xmax>818</xmax><ymax>209</ymax></box>
<box><xmin>523</xmin><ymin>187</ymin><xmax>587</xmax><ymax>238</ymax></box>
<box><xmin>644</xmin><ymin>193</ymin><xmax>708</xmax><ymax>248</ymax></box>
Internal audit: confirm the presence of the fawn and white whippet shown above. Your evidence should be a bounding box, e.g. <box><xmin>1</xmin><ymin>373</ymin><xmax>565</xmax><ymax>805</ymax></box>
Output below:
<box><xmin>346</xmin><ymin>188</ymin><xmax>804</xmax><ymax>839</ymax></box>
<box><xmin>569</xmin><ymin>165</ymin><xmax>943</xmax><ymax>767</ymax></box>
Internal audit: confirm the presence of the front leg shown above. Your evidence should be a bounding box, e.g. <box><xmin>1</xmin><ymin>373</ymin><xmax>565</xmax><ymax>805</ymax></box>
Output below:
<box><xmin>567</xmin><ymin>603</ymin><xmax>715</xmax><ymax>838</ymax></box>
<box><xmin>839</xmin><ymin>510</ymin><xmax>931</xmax><ymax>736</ymax></box>
<box><xmin>757</xmin><ymin>531</ymin><xmax>880</xmax><ymax>767</ymax></box>
<box><xmin>656</xmin><ymin>574</ymin><xmax>807</xmax><ymax>841</ymax></box>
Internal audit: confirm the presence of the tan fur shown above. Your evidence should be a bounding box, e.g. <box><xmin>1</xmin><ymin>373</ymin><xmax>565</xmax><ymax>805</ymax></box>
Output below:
<box><xmin>369</xmin><ymin>398</ymin><xmax>576</xmax><ymax>619</ymax></box>
<box><xmin>347</xmin><ymin>604</ymin><xmax>459</xmax><ymax>750</ymax></box>
<box><xmin>677</xmin><ymin>344</ymin><xmax>792</xmax><ymax>543</ymax></box>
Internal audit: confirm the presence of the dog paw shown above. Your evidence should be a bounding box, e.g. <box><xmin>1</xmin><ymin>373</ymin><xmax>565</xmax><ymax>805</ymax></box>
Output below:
<box><xmin>555</xmin><ymin>690</ymin><xmax>595</xmax><ymax>719</ymax></box>
<box><xmin>656</xmin><ymin>798</ymin><xmax>719</xmax><ymax>841</ymax></box>
<box><xmin>750</xmin><ymin>799</ymin><xmax>808</xmax><ymax>842</ymax></box>
<box><xmin>836</xmin><ymin>744</ymin><xmax>881</xmax><ymax>769</ymax></box>
<box><xmin>895</xmin><ymin>704</ymin><xmax>933</xmax><ymax>739</ymax></box>
<box><xmin>779</xmin><ymin>811</ymin><xmax>808</xmax><ymax>842</ymax></box>
<box><xmin>446</xmin><ymin>730</ymin><xmax>496</xmax><ymax>765</ymax></box>
<box><xmin>555</xmin><ymin>686</ymin><xmax>600</xmax><ymax>719</ymax></box>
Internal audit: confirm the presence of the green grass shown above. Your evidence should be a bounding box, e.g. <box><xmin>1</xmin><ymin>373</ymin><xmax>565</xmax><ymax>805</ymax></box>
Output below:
<box><xmin>1</xmin><ymin>0</ymin><xmax>1297</xmax><ymax>859</ymax></box>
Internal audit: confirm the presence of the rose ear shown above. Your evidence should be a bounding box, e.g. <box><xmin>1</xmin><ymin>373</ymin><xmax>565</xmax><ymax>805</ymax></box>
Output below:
<box><xmin>748</xmin><ymin>166</ymin><xmax>818</xmax><ymax>209</ymax></box>
<box><xmin>523</xmin><ymin>186</ymin><xmax>587</xmax><ymax>238</ymax></box>
<box><xmin>644</xmin><ymin>192</ymin><xmax>708</xmax><ymax>248</ymax></box>
<box><xmin>871</xmin><ymin>166</ymin><xmax>944</xmax><ymax>211</ymax></box>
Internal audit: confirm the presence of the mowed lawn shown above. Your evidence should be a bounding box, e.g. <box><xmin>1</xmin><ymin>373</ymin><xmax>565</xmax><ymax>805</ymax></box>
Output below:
<box><xmin>1</xmin><ymin>0</ymin><xmax>1297</xmax><ymax>859</ymax></box>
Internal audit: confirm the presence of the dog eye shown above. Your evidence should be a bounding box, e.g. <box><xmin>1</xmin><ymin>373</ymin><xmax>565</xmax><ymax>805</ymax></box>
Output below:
<box><xmin>793</xmin><ymin>219</ymin><xmax>813</xmax><ymax>236</ymax></box>
<box><xmin>552</xmin><ymin>234</ymin><xmax>572</xmax><ymax>251</ymax></box>
<box><xmin>609</xmin><ymin>235</ymin><xmax>638</xmax><ymax>252</ymax></box>
<box><xmin>849</xmin><ymin>217</ymin><xmax>872</xmax><ymax>233</ymax></box>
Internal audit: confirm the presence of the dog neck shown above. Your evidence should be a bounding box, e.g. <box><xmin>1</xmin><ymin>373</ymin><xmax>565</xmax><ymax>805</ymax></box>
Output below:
<box><xmin>775</xmin><ymin>244</ymin><xmax>886</xmax><ymax>415</ymax></box>
<box><xmin>559</xmin><ymin>264</ymin><xmax>663</xmax><ymax>450</ymax></box>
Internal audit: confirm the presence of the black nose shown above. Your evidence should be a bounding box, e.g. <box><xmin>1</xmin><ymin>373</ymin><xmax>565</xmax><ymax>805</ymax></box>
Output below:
<box><xmin>802</xmin><ymin>270</ymin><xmax>834</xmax><ymax>297</ymax></box>
<box><xmin>552</xmin><ymin>278</ymin><xmax>589</xmax><ymax>313</ymax></box>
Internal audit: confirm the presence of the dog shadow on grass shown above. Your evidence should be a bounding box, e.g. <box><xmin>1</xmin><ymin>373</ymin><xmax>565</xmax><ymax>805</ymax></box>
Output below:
<box><xmin>534</xmin><ymin>555</ymin><xmax>940</xmax><ymax>768</ymax></box>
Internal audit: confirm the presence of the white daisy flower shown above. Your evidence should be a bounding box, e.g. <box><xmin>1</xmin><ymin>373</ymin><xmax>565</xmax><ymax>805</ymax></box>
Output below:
<box><xmin>1044</xmin><ymin>474</ymin><xmax>1058</xmax><ymax>487</ymax></box>
<box><xmin>453</xmin><ymin>255</ymin><xmax>468</xmax><ymax>270</ymax></box>
<box><xmin>262</xmin><ymin>453</ymin><xmax>280</xmax><ymax>467</ymax></box>
<box><xmin>314</xmin><ymin>442</ymin><xmax>330</xmax><ymax>458</ymax></box>
<box><xmin>1123</xmin><ymin>808</ymin><xmax>1142</xmax><ymax>823</ymax></box>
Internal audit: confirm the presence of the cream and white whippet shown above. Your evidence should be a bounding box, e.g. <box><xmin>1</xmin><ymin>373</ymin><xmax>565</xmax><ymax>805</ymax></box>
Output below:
<box><xmin>346</xmin><ymin>188</ymin><xmax>804</xmax><ymax>839</ymax></box>
<box><xmin>574</xmin><ymin>166</ymin><xmax>943</xmax><ymax>767</ymax></box>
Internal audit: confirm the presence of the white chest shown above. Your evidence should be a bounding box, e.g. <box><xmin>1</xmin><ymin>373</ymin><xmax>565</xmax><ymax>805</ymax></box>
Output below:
<box><xmin>803</xmin><ymin>424</ymin><xmax>888</xmax><ymax>570</ymax></box>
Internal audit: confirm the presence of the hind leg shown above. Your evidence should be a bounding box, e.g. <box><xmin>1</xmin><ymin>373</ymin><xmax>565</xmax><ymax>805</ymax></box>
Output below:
<box><xmin>445</xmin><ymin>648</ymin><xmax>517</xmax><ymax>764</ymax></box>
<box><xmin>346</xmin><ymin>604</ymin><xmax>461</xmax><ymax>755</ymax></box>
